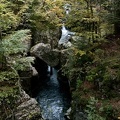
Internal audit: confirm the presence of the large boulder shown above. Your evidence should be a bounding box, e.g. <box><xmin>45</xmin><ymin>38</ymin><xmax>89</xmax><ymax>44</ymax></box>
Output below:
<box><xmin>30</xmin><ymin>43</ymin><xmax>60</xmax><ymax>67</ymax></box>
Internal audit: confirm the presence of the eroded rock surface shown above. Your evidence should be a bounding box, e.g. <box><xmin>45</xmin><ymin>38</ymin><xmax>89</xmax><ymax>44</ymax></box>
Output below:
<box><xmin>15</xmin><ymin>90</ymin><xmax>43</xmax><ymax>120</ymax></box>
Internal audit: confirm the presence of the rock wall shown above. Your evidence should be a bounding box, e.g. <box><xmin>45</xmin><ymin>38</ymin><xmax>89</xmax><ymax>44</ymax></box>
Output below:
<box><xmin>15</xmin><ymin>90</ymin><xmax>43</xmax><ymax>120</ymax></box>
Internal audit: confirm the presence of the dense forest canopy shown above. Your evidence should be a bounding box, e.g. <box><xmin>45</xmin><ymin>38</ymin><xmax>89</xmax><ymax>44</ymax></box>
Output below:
<box><xmin>0</xmin><ymin>0</ymin><xmax>120</xmax><ymax>120</ymax></box>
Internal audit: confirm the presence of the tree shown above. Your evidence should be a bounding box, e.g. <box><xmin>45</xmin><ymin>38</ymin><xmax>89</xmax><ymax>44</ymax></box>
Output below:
<box><xmin>30</xmin><ymin>0</ymin><xmax>65</xmax><ymax>30</ymax></box>
<box><xmin>0</xmin><ymin>0</ymin><xmax>32</xmax><ymax>69</ymax></box>
<box><xmin>100</xmin><ymin>0</ymin><xmax>120</xmax><ymax>34</ymax></box>
<box><xmin>0</xmin><ymin>1</ymin><xmax>35</xmax><ymax>119</ymax></box>
<box><xmin>111</xmin><ymin>0</ymin><xmax>120</xmax><ymax>34</ymax></box>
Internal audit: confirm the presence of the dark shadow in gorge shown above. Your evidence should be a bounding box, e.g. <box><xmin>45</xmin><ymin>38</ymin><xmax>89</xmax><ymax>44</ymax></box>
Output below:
<box><xmin>30</xmin><ymin>57</ymin><xmax>71</xmax><ymax>119</ymax></box>
<box><xmin>31</xmin><ymin>57</ymin><xmax>48</xmax><ymax>97</ymax></box>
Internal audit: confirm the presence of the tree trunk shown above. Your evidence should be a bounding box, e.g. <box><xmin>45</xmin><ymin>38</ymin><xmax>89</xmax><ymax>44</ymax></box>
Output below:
<box><xmin>114</xmin><ymin>0</ymin><xmax>120</xmax><ymax>34</ymax></box>
<box><xmin>114</xmin><ymin>23</ymin><xmax>120</xmax><ymax>35</ymax></box>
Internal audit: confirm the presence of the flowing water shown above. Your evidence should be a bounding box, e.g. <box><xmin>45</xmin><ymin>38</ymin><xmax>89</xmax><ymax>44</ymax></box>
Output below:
<box><xmin>36</xmin><ymin>67</ymin><xmax>71</xmax><ymax>120</ymax></box>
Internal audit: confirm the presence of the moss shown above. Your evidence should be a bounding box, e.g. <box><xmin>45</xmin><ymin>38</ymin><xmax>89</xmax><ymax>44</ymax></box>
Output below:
<box><xmin>29</xmin><ymin>112</ymin><xmax>42</xmax><ymax>120</ymax></box>
<box><xmin>0</xmin><ymin>69</ymin><xmax>19</xmax><ymax>119</ymax></box>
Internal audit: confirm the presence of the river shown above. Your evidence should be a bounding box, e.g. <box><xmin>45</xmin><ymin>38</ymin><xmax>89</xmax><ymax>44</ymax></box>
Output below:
<box><xmin>36</xmin><ymin>66</ymin><xmax>71</xmax><ymax>120</ymax></box>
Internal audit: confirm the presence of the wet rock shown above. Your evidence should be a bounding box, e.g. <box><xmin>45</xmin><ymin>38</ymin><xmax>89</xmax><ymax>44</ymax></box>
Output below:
<box><xmin>18</xmin><ymin>59</ymin><xmax>39</xmax><ymax>96</ymax></box>
<box><xmin>31</xmin><ymin>66</ymin><xmax>38</xmax><ymax>76</ymax></box>
<box><xmin>71</xmin><ymin>106</ymin><xmax>87</xmax><ymax>120</ymax></box>
<box><xmin>64</xmin><ymin>107</ymin><xmax>71</xmax><ymax>119</ymax></box>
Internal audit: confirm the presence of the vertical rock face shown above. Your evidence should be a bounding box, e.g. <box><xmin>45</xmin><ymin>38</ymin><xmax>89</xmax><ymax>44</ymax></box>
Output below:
<box><xmin>18</xmin><ymin>68</ymin><xmax>33</xmax><ymax>96</ymax></box>
<box><xmin>15</xmin><ymin>90</ymin><xmax>43</xmax><ymax>120</ymax></box>
<box><xmin>30</xmin><ymin>57</ymin><xmax>48</xmax><ymax>97</ymax></box>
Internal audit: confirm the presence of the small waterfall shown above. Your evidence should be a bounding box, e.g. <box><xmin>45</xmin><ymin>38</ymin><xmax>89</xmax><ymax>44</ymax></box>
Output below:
<box><xmin>58</xmin><ymin>24</ymin><xmax>75</xmax><ymax>46</ymax></box>
<box><xmin>58</xmin><ymin>24</ymin><xmax>70</xmax><ymax>45</ymax></box>
<box><xmin>64</xmin><ymin>3</ymin><xmax>71</xmax><ymax>15</ymax></box>
<box><xmin>58</xmin><ymin>3</ymin><xmax>75</xmax><ymax>47</ymax></box>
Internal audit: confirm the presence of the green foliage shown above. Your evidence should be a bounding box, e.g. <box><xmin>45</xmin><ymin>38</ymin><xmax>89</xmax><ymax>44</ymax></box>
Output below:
<box><xmin>62</xmin><ymin>4</ymin><xmax>120</xmax><ymax>120</ymax></box>
<box><xmin>86</xmin><ymin>47</ymin><xmax>120</xmax><ymax>96</ymax></box>
<box><xmin>0</xmin><ymin>28</ymin><xmax>33</xmax><ymax>119</ymax></box>
<box><xmin>62</xmin><ymin>45</ymin><xmax>94</xmax><ymax>83</ymax></box>
<box><xmin>13</xmin><ymin>57</ymin><xmax>35</xmax><ymax>71</ymax></box>
<box><xmin>65</xmin><ymin>0</ymin><xmax>114</xmax><ymax>38</ymax></box>
<box><xmin>100</xmin><ymin>104</ymin><xmax>115</xmax><ymax>118</ymax></box>
<box><xmin>0</xmin><ymin>85</ymin><xmax>19</xmax><ymax>119</ymax></box>
<box><xmin>0</xmin><ymin>0</ymin><xmax>119</xmax><ymax>119</ymax></box>
<box><xmin>0</xmin><ymin>0</ymin><xmax>32</xmax><ymax>44</ymax></box>
<box><xmin>2</xmin><ymin>29</ymin><xmax>31</xmax><ymax>56</ymax></box>
<box><xmin>0</xmin><ymin>69</ymin><xmax>19</xmax><ymax>100</ymax></box>
<box><xmin>103</xmin><ymin>0</ymin><xmax>120</xmax><ymax>34</ymax></box>
<box><xmin>0</xmin><ymin>71</ymin><xmax>18</xmax><ymax>81</ymax></box>
<box><xmin>0</xmin><ymin>0</ymin><xmax>18</xmax><ymax>31</ymax></box>
<box><xmin>85</xmin><ymin>97</ymin><xmax>117</xmax><ymax>120</ymax></box>
<box><xmin>0</xmin><ymin>69</ymin><xmax>19</xmax><ymax>119</ymax></box>
<box><xmin>29</xmin><ymin>0</ymin><xmax>65</xmax><ymax>31</ymax></box>
<box><xmin>85</xmin><ymin>97</ymin><xmax>105</xmax><ymax>120</ymax></box>
<box><xmin>76</xmin><ymin>79</ymin><xmax>83</xmax><ymax>90</ymax></box>
<box><xmin>0</xmin><ymin>29</ymin><xmax>33</xmax><ymax>119</ymax></box>
<box><xmin>0</xmin><ymin>86</ymin><xmax>18</xmax><ymax>102</ymax></box>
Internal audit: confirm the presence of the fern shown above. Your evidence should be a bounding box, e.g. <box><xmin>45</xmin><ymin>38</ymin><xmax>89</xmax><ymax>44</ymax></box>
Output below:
<box><xmin>2</xmin><ymin>29</ymin><xmax>31</xmax><ymax>56</ymax></box>
<box><xmin>13</xmin><ymin>57</ymin><xmax>35</xmax><ymax>71</ymax></box>
<box><xmin>1</xmin><ymin>29</ymin><xmax>34</xmax><ymax>72</ymax></box>
<box><xmin>0</xmin><ymin>71</ymin><xmax>18</xmax><ymax>81</ymax></box>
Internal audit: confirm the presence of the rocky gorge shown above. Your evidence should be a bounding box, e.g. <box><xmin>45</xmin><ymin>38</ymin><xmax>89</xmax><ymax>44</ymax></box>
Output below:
<box><xmin>1</xmin><ymin>1</ymin><xmax>120</xmax><ymax>120</ymax></box>
<box><xmin>0</xmin><ymin>24</ymin><xmax>74</xmax><ymax>119</ymax></box>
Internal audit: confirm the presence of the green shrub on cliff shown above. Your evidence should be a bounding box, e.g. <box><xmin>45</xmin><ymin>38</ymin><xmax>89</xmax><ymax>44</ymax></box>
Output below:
<box><xmin>0</xmin><ymin>29</ymin><xmax>34</xmax><ymax>120</ymax></box>
<box><xmin>2</xmin><ymin>30</ymin><xmax>31</xmax><ymax>55</ymax></box>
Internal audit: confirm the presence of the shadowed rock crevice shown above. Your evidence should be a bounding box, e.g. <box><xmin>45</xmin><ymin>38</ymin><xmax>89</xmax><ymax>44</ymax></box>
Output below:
<box><xmin>31</xmin><ymin>57</ymin><xmax>48</xmax><ymax>97</ymax></box>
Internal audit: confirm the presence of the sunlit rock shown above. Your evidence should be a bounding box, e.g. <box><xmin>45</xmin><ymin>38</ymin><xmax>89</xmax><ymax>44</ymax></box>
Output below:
<box><xmin>30</xmin><ymin>43</ymin><xmax>60</xmax><ymax>67</ymax></box>
<box><xmin>31</xmin><ymin>66</ymin><xmax>38</xmax><ymax>76</ymax></box>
